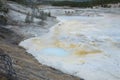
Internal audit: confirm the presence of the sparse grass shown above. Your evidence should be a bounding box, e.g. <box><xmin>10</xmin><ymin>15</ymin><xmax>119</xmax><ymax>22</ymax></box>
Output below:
<box><xmin>0</xmin><ymin>73</ymin><xmax>8</xmax><ymax>80</ymax></box>
<box><xmin>0</xmin><ymin>76</ymin><xmax>8</xmax><ymax>80</ymax></box>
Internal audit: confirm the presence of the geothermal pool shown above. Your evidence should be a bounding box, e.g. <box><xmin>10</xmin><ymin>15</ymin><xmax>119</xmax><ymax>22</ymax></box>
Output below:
<box><xmin>20</xmin><ymin>14</ymin><xmax>120</xmax><ymax>80</ymax></box>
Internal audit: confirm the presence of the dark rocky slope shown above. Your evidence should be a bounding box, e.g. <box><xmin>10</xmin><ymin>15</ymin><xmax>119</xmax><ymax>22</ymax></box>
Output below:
<box><xmin>0</xmin><ymin>27</ymin><xmax>23</xmax><ymax>44</ymax></box>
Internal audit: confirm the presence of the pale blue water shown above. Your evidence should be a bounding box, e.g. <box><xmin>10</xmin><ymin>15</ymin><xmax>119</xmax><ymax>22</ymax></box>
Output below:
<box><xmin>41</xmin><ymin>48</ymin><xmax>69</xmax><ymax>56</ymax></box>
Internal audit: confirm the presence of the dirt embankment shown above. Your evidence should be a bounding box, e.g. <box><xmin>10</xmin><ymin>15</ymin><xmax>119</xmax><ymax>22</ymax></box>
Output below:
<box><xmin>0</xmin><ymin>26</ymin><xmax>82</xmax><ymax>80</ymax></box>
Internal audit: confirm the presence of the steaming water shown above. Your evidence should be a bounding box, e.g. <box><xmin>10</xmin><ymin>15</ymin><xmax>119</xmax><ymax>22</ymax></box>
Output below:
<box><xmin>20</xmin><ymin>14</ymin><xmax>120</xmax><ymax>80</ymax></box>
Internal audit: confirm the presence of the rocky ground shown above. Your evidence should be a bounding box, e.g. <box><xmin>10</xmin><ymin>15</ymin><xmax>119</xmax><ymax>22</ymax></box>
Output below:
<box><xmin>1</xmin><ymin>1</ymin><xmax>119</xmax><ymax>80</ymax></box>
<box><xmin>0</xmin><ymin>26</ymin><xmax>82</xmax><ymax>80</ymax></box>
<box><xmin>0</xmin><ymin>1</ymin><xmax>83</xmax><ymax>80</ymax></box>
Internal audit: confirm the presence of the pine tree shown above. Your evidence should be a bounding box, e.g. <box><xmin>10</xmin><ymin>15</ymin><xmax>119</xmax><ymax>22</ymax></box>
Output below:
<box><xmin>25</xmin><ymin>12</ymin><xmax>31</xmax><ymax>23</ymax></box>
<box><xmin>40</xmin><ymin>10</ymin><xmax>47</xmax><ymax>20</ymax></box>
<box><xmin>48</xmin><ymin>12</ymin><xmax>51</xmax><ymax>17</ymax></box>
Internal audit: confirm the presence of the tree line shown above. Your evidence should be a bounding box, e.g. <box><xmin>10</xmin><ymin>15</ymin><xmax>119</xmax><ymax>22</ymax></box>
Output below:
<box><xmin>51</xmin><ymin>0</ymin><xmax>120</xmax><ymax>8</ymax></box>
<box><xmin>8</xmin><ymin>0</ymin><xmax>27</xmax><ymax>5</ymax></box>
